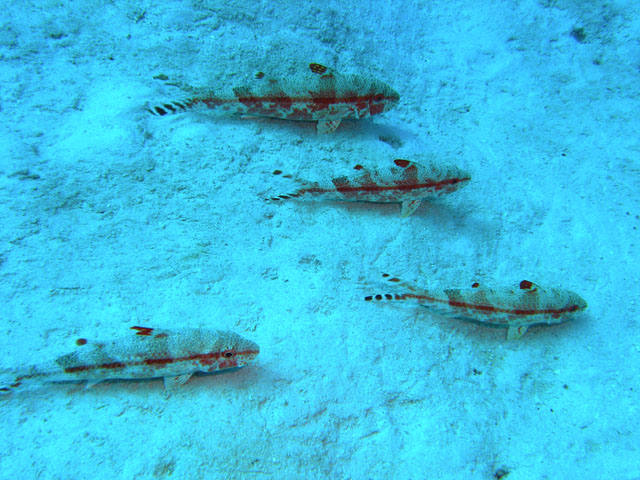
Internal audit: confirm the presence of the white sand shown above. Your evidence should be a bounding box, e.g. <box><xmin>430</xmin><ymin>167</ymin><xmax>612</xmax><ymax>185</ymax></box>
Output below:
<box><xmin>0</xmin><ymin>0</ymin><xmax>638</xmax><ymax>478</ymax></box>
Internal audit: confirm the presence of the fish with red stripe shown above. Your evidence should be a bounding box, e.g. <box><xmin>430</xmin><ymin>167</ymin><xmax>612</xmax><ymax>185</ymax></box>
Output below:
<box><xmin>0</xmin><ymin>326</ymin><xmax>259</xmax><ymax>394</ymax></box>
<box><xmin>266</xmin><ymin>158</ymin><xmax>470</xmax><ymax>217</ymax></box>
<box><xmin>365</xmin><ymin>273</ymin><xmax>587</xmax><ymax>339</ymax></box>
<box><xmin>148</xmin><ymin>63</ymin><xmax>399</xmax><ymax>134</ymax></box>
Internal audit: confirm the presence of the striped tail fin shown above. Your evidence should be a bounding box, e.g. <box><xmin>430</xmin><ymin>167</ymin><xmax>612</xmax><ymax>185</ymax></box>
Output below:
<box><xmin>0</xmin><ymin>369</ymin><xmax>25</xmax><ymax>396</ymax></box>
<box><xmin>148</xmin><ymin>100</ymin><xmax>192</xmax><ymax>117</ymax></box>
<box><xmin>263</xmin><ymin>169</ymin><xmax>314</xmax><ymax>202</ymax></box>
<box><xmin>363</xmin><ymin>273</ymin><xmax>427</xmax><ymax>303</ymax></box>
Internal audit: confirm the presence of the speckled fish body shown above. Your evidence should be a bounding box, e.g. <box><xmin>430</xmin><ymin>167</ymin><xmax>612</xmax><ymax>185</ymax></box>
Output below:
<box><xmin>0</xmin><ymin>326</ymin><xmax>259</xmax><ymax>394</ymax></box>
<box><xmin>267</xmin><ymin>159</ymin><xmax>470</xmax><ymax>217</ymax></box>
<box><xmin>148</xmin><ymin>63</ymin><xmax>399</xmax><ymax>134</ymax></box>
<box><xmin>366</xmin><ymin>274</ymin><xmax>587</xmax><ymax>339</ymax></box>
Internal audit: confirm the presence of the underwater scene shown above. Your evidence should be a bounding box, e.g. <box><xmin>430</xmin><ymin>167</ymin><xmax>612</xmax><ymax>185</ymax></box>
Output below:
<box><xmin>0</xmin><ymin>0</ymin><xmax>638</xmax><ymax>478</ymax></box>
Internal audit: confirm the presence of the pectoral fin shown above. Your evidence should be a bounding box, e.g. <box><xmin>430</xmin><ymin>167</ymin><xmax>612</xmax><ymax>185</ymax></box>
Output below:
<box><xmin>163</xmin><ymin>373</ymin><xmax>193</xmax><ymax>390</ymax></box>
<box><xmin>401</xmin><ymin>199</ymin><xmax>422</xmax><ymax>217</ymax></box>
<box><xmin>507</xmin><ymin>325</ymin><xmax>528</xmax><ymax>340</ymax></box>
<box><xmin>84</xmin><ymin>379</ymin><xmax>103</xmax><ymax>389</ymax></box>
<box><xmin>317</xmin><ymin>118</ymin><xmax>341</xmax><ymax>134</ymax></box>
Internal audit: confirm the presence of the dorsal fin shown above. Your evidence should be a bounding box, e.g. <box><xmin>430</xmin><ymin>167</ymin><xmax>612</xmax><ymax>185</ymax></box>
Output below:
<box><xmin>519</xmin><ymin>280</ymin><xmax>540</xmax><ymax>293</ymax></box>
<box><xmin>381</xmin><ymin>273</ymin><xmax>423</xmax><ymax>292</ymax></box>
<box><xmin>131</xmin><ymin>326</ymin><xmax>154</xmax><ymax>336</ymax></box>
<box><xmin>393</xmin><ymin>159</ymin><xmax>412</xmax><ymax>168</ymax></box>
<box><xmin>352</xmin><ymin>164</ymin><xmax>371</xmax><ymax>173</ymax></box>
<box><xmin>309</xmin><ymin>63</ymin><xmax>334</xmax><ymax>75</ymax></box>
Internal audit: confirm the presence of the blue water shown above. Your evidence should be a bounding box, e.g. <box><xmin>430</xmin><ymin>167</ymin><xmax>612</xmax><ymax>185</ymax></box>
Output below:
<box><xmin>1</xmin><ymin>0</ymin><xmax>639</xmax><ymax>478</ymax></box>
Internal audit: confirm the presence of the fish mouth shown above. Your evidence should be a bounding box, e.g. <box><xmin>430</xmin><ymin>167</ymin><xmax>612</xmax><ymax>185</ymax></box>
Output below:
<box><xmin>238</xmin><ymin>344</ymin><xmax>260</xmax><ymax>365</ymax></box>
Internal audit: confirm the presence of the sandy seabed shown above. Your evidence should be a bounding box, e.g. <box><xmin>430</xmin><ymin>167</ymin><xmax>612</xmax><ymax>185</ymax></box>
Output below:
<box><xmin>0</xmin><ymin>1</ymin><xmax>639</xmax><ymax>478</ymax></box>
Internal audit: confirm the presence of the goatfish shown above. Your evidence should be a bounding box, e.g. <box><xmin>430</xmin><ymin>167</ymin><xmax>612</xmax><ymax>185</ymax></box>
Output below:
<box><xmin>148</xmin><ymin>62</ymin><xmax>399</xmax><ymax>134</ymax></box>
<box><xmin>0</xmin><ymin>326</ymin><xmax>259</xmax><ymax>394</ymax></box>
<box><xmin>365</xmin><ymin>273</ymin><xmax>587</xmax><ymax>339</ymax></box>
<box><xmin>265</xmin><ymin>159</ymin><xmax>470</xmax><ymax>217</ymax></box>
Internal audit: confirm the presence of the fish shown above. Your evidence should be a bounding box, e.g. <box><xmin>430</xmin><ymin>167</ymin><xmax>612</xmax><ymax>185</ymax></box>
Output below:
<box><xmin>364</xmin><ymin>273</ymin><xmax>587</xmax><ymax>339</ymax></box>
<box><xmin>0</xmin><ymin>326</ymin><xmax>259</xmax><ymax>394</ymax></box>
<box><xmin>148</xmin><ymin>62</ymin><xmax>399</xmax><ymax>134</ymax></box>
<box><xmin>265</xmin><ymin>159</ymin><xmax>471</xmax><ymax>217</ymax></box>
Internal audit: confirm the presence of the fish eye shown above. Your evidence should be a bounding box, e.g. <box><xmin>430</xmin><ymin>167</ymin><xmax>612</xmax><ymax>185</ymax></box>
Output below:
<box><xmin>222</xmin><ymin>350</ymin><xmax>235</xmax><ymax>358</ymax></box>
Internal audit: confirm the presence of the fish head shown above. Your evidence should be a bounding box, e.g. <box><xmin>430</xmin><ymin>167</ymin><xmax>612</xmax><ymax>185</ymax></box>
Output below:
<box><xmin>439</xmin><ymin>165</ymin><xmax>471</xmax><ymax>194</ymax></box>
<box><xmin>397</xmin><ymin>160</ymin><xmax>471</xmax><ymax>195</ymax></box>
<box><xmin>214</xmin><ymin>332</ymin><xmax>260</xmax><ymax>370</ymax></box>
<box><xmin>566</xmin><ymin>291</ymin><xmax>588</xmax><ymax>314</ymax></box>
<box><xmin>367</xmin><ymin>80</ymin><xmax>400</xmax><ymax>116</ymax></box>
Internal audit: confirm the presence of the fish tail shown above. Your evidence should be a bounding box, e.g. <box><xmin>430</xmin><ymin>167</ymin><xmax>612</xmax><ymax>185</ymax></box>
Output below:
<box><xmin>147</xmin><ymin>99</ymin><xmax>192</xmax><ymax>117</ymax></box>
<box><xmin>0</xmin><ymin>369</ymin><xmax>26</xmax><ymax>395</ymax></box>
<box><xmin>264</xmin><ymin>169</ymin><xmax>310</xmax><ymax>202</ymax></box>
<box><xmin>364</xmin><ymin>291</ymin><xmax>420</xmax><ymax>302</ymax></box>
<box><xmin>363</xmin><ymin>273</ymin><xmax>427</xmax><ymax>303</ymax></box>
<box><xmin>264</xmin><ymin>191</ymin><xmax>305</xmax><ymax>202</ymax></box>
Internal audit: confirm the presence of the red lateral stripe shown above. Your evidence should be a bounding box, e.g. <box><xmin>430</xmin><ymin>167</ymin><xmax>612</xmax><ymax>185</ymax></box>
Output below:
<box><xmin>194</xmin><ymin>93</ymin><xmax>393</xmax><ymax>105</ymax></box>
<box><xmin>300</xmin><ymin>177</ymin><xmax>468</xmax><ymax>195</ymax></box>
<box><xmin>375</xmin><ymin>292</ymin><xmax>578</xmax><ymax>317</ymax></box>
<box><xmin>62</xmin><ymin>349</ymin><xmax>259</xmax><ymax>374</ymax></box>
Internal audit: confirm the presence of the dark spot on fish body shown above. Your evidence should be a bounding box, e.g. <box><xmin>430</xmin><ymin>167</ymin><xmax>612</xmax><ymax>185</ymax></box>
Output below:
<box><xmin>471</xmin><ymin>282</ymin><xmax>480</xmax><ymax>288</ymax></box>
<box><xmin>255</xmin><ymin>71</ymin><xmax>265</xmax><ymax>79</ymax></box>
<box><xmin>153</xmin><ymin>106</ymin><xmax>167</xmax><ymax>116</ymax></box>
<box><xmin>76</xmin><ymin>338</ymin><xmax>88</xmax><ymax>346</ymax></box>
<box><xmin>394</xmin><ymin>159</ymin><xmax>410</xmax><ymax>168</ymax></box>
